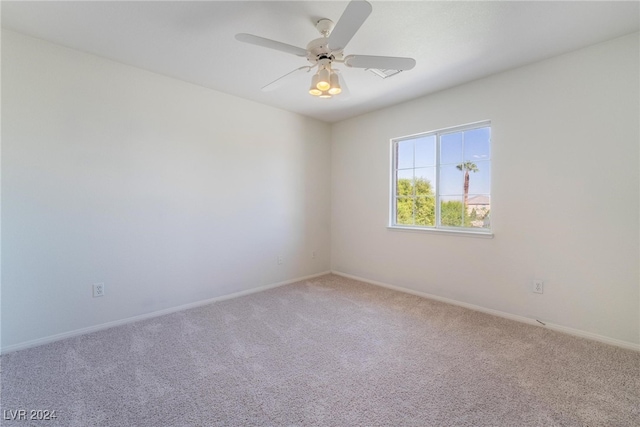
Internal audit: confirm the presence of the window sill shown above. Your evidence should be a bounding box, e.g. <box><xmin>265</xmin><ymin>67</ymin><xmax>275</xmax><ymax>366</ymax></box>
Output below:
<box><xmin>387</xmin><ymin>225</ymin><xmax>494</xmax><ymax>239</ymax></box>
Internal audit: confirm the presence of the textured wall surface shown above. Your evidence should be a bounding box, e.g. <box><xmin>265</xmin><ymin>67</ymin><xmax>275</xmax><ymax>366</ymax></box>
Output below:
<box><xmin>331</xmin><ymin>34</ymin><xmax>640</xmax><ymax>345</ymax></box>
<box><xmin>2</xmin><ymin>30</ymin><xmax>331</xmax><ymax>349</ymax></box>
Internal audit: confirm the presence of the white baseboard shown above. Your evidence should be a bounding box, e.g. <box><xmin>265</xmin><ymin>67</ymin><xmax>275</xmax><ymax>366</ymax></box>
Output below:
<box><xmin>331</xmin><ymin>271</ymin><xmax>640</xmax><ymax>352</ymax></box>
<box><xmin>1</xmin><ymin>271</ymin><xmax>331</xmax><ymax>355</ymax></box>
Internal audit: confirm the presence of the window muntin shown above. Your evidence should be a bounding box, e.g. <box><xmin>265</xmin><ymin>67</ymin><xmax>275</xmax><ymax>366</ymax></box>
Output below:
<box><xmin>391</xmin><ymin>122</ymin><xmax>491</xmax><ymax>232</ymax></box>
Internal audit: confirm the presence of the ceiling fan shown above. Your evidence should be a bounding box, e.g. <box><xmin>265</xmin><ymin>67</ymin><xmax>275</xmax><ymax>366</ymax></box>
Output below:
<box><xmin>235</xmin><ymin>0</ymin><xmax>416</xmax><ymax>99</ymax></box>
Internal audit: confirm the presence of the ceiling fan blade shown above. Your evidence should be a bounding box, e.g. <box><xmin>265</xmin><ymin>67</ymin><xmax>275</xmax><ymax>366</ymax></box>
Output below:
<box><xmin>344</xmin><ymin>55</ymin><xmax>416</xmax><ymax>71</ymax></box>
<box><xmin>262</xmin><ymin>66</ymin><xmax>312</xmax><ymax>92</ymax></box>
<box><xmin>235</xmin><ymin>33</ymin><xmax>307</xmax><ymax>57</ymax></box>
<box><xmin>327</xmin><ymin>0</ymin><xmax>372</xmax><ymax>52</ymax></box>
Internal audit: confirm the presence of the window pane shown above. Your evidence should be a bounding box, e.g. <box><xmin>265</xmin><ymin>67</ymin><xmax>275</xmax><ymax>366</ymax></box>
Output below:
<box><xmin>414</xmin><ymin>168</ymin><xmax>435</xmax><ymax>196</ymax></box>
<box><xmin>440</xmin><ymin>196</ymin><xmax>465</xmax><ymax>227</ymax></box>
<box><xmin>415</xmin><ymin>135</ymin><xmax>436</xmax><ymax>167</ymax></box>
<box><xmin>396</xmin><ymin>140</ymin><xmax>414</xmax><ymax>169</ymax></box>
<box><xmin>440</xmin><ymin>132</ymin><xmax>462</xmax><ymax>165</ymax></box>
<box><xmin>467</xmin><ymin>161</ymin><xmax>491</xmax><ymax>194</ymax></box>
<box><xmin>415</xmin><ymin>196</ymin><xmax>435</xmax><ymax>226</ymax></box>
<box><xmin>439</xmin><ymin>164</ymin><xmax>463</xmax><ymax>196</ymax></box>
<box><xmin>396</xmin><ymin>169</ymin><xmax>414</xmax><ymax>196</ymax></box>
<box><xmin>396</xmin><ymin>197</ymin><xmax>414</xmax><ymax>225</ymax></box>
<box><xmin>466</xmin><ymin>195</ymin><xmax>491</xmax><ymax>229</ymax></box>
<box><xmin>463</xmin><ymin>127</ymin><xmax>491</xmax><ymax>162</ymax></box>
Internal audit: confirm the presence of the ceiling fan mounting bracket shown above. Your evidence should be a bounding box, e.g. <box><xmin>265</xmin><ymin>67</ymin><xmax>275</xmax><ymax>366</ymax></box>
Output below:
<box><xmin>315</xmin><ymin>19</ymin><xmax>335</xmax><ymax>37</ymax></box>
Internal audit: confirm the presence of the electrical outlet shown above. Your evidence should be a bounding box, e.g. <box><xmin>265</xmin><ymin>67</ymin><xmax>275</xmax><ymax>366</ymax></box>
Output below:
<box><xmin>277</xmin><ymin>256</ymin><xmax>283</xmax><ymax>265</ymax></box>
<box><xmin>93</xmin><ymin>282</ymin><xmax>105</xmax><ymax>297</ymax></box>
<box><xmin>312</xmin><ymin>251</ymin><xmax>317</xmax><ymax>259</ymax></box>
<box><xmin>532</xmin><ymin>279</ymin><xmax>544</xmax><ymax>294</ymax></box>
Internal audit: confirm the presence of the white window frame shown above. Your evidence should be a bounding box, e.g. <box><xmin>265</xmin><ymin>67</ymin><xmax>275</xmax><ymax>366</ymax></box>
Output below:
<box><xmin>388</xmin><ymin>121</ymin><xmax>493</xmax><ymax>238</ymax></box>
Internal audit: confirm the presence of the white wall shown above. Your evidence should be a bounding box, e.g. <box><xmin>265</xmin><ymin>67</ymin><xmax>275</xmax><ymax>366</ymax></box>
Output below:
<box><xmin>331</xmin><ymin>33</ymin><xmax>640</xmax><ymax>346</ymax></box>
<box><xmin>1</xmin><ymin>30</ymin><xmax>331</xmax><ymax>350</ymax></box>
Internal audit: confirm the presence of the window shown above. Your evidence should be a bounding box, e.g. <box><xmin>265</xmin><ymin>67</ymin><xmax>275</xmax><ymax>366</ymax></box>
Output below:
<box><xmin>391</xmin><ymin>121</ymin><xmax>491</xmax><ymax>234</ymax></box>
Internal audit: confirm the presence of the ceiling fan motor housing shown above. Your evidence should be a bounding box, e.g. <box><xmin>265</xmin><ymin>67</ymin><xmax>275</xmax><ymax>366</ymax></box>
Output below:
<box><xmin>306</xmin><ymin>19</ymin><xmax>340</xmax><ymax>65</ymax></box>
<box><xmin>306</xmin><ymin>37</ymin><xmax>335</xmax><ymax>65</ymax></box>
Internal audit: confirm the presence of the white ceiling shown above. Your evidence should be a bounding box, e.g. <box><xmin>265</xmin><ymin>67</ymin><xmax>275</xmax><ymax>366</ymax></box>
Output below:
<box><xmin>2</xmin><ymin>1</ymin><xmax>639</xmax><ymax>123</ymax></box>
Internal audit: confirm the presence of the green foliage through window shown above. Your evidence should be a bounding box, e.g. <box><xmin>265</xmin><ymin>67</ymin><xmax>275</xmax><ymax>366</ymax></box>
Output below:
<box><xmin>396</xmin><ymin>178</ymin><xmax>435</xmax><ymax>226</ymax></box>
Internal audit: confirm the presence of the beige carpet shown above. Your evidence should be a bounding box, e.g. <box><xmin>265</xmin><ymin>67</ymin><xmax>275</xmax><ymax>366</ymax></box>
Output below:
<box><xmin>1</xmin><ymin>274</ymin><xmax>639</xmax><ymax>426</ymax></box>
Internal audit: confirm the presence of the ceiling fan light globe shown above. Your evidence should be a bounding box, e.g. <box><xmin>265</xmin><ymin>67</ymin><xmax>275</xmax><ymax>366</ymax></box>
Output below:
<box><xmin>316</xmin><ymin>68</ymin><xmax>331</xmax><ymax>91</ymax></box>
<box><xmin>317</xmin><ymin>81</ymin><xmax>331</xmax><ymax>91</ymax></box>
<box><xmin>328</xmin><ymin>72</ymin><xmax>341</xmax><ymax>95</ymax></box>
<box><xmin>309</xmin><ymin>74</ymin><xmax>323</xmax><ymax>95</ymax></box>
